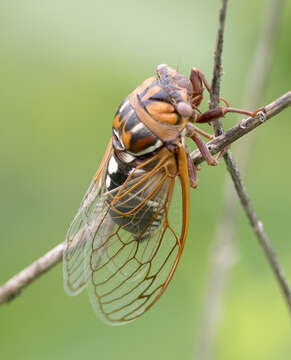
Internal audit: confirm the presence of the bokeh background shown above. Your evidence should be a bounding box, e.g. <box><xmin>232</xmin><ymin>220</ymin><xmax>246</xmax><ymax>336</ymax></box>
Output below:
<box><xmin>1</xmin><ymin>1</ymin><xmax>291</xmax><ymax>359</ymax></box>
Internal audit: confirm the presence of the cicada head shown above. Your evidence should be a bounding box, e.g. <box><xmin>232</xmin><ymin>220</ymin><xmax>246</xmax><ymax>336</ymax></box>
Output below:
<box><xmin>127</xmin><ymin>64</ymin><xmax>194</xmax><ymax>127</ymax></box>
<box><xmin>151</xmin><ymin>64</ymin><xmax>194</xmax><ymax>122</ymax></box>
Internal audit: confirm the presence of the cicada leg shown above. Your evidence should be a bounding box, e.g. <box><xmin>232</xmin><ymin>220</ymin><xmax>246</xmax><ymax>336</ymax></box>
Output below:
<box><xmin>191</xmin><ymin>106</ymin><xmax>263</xmax><ymax>162</ymax></box>
<box><xmin>190</xmin><ymin>67</ymin><xmax>230</xmax><ymax>108</ymax></box>
<box><xmin>194</xmin><ymin>106</ymin><xmax>263</xmax><ymax>124</ymax></box>
<box><xmin>186</xmin><ymin>152</ymin><xmax>198</xmax><ymax>188</ymax></box>
<box><xmin>187</xmin><ymin>123</ymin><xmax>233</xmax><ymax>167</ymax></box>
<box><xmin>190</xmin><ymin>67</ymin><xmax>263</xmax><ymax>121</ymax></box>
<box><xmin>187</xmin><ymin>123</ymin><xmax>217</xmax><ymax>166</ymax></box>
<box><xmin>189</xmin><ymin>125</ymin><xmax>214</xmax><ymax>140</ymax></box>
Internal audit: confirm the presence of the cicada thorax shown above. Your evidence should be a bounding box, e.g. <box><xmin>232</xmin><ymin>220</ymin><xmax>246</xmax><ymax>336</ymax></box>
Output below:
<box><xmin>105</xmin><ymin>64</ymin><xmax>193</xmax><ymax>240</ymax></box>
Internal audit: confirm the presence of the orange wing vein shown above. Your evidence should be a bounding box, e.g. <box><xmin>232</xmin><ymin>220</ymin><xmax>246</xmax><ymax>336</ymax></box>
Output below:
<box><xmin>63</xmin><ymin>142</ymin><xmax>189</xmax><ymax>325</ymax></box>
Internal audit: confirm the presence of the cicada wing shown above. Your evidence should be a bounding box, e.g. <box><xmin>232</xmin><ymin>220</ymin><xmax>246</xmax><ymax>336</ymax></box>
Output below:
<box><xmin>87</xmin><ymin>150</ymin><xmax>189</xmax><ymax>325</ymax></box>
<box><xmin>63</xmin><ymin>141</ymin><xmax>113</xmax><ymax>295</ymax></box>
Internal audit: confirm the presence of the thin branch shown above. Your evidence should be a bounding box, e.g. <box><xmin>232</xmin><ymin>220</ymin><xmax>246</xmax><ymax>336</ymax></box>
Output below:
<box><xmin>211</xmin><ymin>10</ymin><xmax>291</xmax><ymax>317</ymax></box>
<box><xmin>0</xmin><ymin>243</ymin><xmax>64</xmax><ymax>304</ymax></box>
<box><xmin>223</xmin><ymin>152</ymin><xmax>291</xmax><ymax>311</ymax></box>
<box><xmin>195</xmin><ymin>2</ymin><xmax>236</xmax><ymax>359</ymax></box>
<box><xmin>210</xmin><ymin>0</ymin><xmax>291</xmax><ymax>317</ymax></box>
<box><xmin>209</xmin><ymin>0</ymin><xmax>228</xmax><ymax>135</ymax></box>
<box><xmin>195</xmin><ymin>1</ymin><xmax>287</xmax><ymax>359</ymax></box>
<box><xmin>0</xmin><ymin>93</ymin><xmax>289</xmax><ymax>306</ymax></box>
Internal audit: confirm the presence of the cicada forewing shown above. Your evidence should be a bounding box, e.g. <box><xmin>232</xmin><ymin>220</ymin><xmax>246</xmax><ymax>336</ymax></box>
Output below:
<box><xmin>64</xmin><ymin>145</ymin><xmax>188</xmax><ymax>325</ymax></box>
<box><xmin>63</xmin><ymin>140</ymin><xmax>113</xmax><ymax>295</ymax></box>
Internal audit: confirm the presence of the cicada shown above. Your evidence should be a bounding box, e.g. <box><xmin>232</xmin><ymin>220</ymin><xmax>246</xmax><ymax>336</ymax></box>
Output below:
<box><xmin>63</xmin><ymin>64</ymin><xmax>257</xmax><ymax>325</ymax></box>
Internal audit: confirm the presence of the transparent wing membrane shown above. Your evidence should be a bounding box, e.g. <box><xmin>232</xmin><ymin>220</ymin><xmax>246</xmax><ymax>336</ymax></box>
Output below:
<box><xmin>63</xmin><ymin>142</ymin><xmax>113</xmax><ymax>295</ymax></box>
<box><xmin>64</xmin><ymin>146</ymin><xmax>187</xmax><ymax>325</ymax></box>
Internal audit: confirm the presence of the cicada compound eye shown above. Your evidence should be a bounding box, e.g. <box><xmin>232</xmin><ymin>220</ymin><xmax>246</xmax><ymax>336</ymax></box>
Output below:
<box><xmin>177</xmin><ymin>101</ymin><xmax>193</xmax><ymax>118</ymax></box>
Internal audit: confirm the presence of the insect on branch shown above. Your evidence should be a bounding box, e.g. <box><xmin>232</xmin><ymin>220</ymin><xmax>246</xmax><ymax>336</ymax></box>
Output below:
<box><xmin>0</xmin><ymin>91</ymin><xmax>290</xmax><ymax>306</ymax></box>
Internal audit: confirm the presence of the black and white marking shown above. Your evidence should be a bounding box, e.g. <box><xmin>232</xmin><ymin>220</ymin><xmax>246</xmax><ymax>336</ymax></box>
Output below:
<box><xmin>105</xmin><ymin>153</ymin><xmax>164</xmax><ymax>241</ymax></box>
<box><xmin>105</xmin><ymin>153</ymin><xmax>136</xmax><ymax>192</ymax></box>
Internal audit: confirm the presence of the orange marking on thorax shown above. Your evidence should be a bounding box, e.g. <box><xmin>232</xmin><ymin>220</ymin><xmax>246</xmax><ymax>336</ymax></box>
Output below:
<box><xmin>146</xmin><ymin>101</ymin><xmax>178</xmax><ymax>125</ymax></box>
<box><xmin>141</xmin><ymin>85</ymin><xmax>162</xmax><ymax>102</ymax></box>
<box><xmin>136</xmin><ymin>77</ymin><xmax>156</xmax><ymax>95</ymax></box>
<box><xmin>130</xmin><ymin>92</ymin><xmax>186</xmax><ymax>142</ymax></box>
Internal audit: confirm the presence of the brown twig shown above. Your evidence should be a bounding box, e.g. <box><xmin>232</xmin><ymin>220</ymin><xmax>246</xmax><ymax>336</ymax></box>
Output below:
<box><xmin>0</xmin><ymin>243</ymin><xmax>64</xmax><ymax>304</ymax></box>
<box><xmin>194</xmin><ymin>2</ymin><xmax>236</xmax><ymax>358</ymax></box>
<box><xmin>0</xmin><ymin>93</ymin><xmax>289</xmax><ymax>305</ymax></box>
<box><xmin>209</xmin><ymin>0</ymin><xmax>228</xmax><ymax>136</ymax></box>
<box><xmin>195</xmin><ymin>1</ymin><xmax>287</xmax><ymax>359</ymax></box>
<box><xmin>209</xmin><ymin>1</ymin><xmax>291</xmax><ymax>317</ymax></box>
<box><xmin>223</xmin><ymin>152</ymin><xmax>291</xmax><ymax>311</ymax></box>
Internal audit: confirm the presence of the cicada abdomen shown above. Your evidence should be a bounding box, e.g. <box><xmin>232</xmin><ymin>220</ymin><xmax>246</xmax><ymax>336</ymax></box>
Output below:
<box><xmin>104</xmin><ymin>150</ymin><xmax>175</xmax><ymax>242</ymax></box>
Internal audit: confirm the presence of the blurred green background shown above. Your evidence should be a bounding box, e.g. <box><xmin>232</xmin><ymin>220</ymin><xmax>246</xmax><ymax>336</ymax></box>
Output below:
<box><xmin>1</xmin><ymin>1</ymin><xmax>291</xmax><ymax>359</ymax></box>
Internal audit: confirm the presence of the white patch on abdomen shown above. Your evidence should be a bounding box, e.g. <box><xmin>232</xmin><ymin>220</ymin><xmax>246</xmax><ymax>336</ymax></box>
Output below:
<box><xmin>108</xmin><ymin>156</ymin><xmax>118</xmax><ymax>175</ymax></box>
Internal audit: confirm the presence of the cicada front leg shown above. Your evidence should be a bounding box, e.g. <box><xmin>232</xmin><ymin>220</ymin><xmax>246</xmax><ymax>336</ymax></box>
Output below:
<box><xmin>184</xmin><ymin>123</ymin><xmax>218</xmax><ymax>189</ymax></box>
<box><xmin>194</xmin><ymin>106</ymin><xmax>263</xmax><ymax>124</ymax></box>
<box><xmin>186</xmin><ymin>151</ymin><xmax>198</xmax><ymax>188</ymax></box>
<box><xmin>187</xmin><ymin>123</ymin><xmax>217</xmax><ymax>166</ymax></box>
<box><xmin>187</xmin><ymin>122</ymin><xmax>233</xmax><ymax>174</ymax></box>
<box><xmin>189</xmin><ymin>67</ymin><xmax>263</xmax><ymax>122</ymax></box>
<box><xmin>188</xmin><ymin>126</ymin><xmax>232</xmax><ymax>162</ymax></box>
<box><xmin>190</xmin><ymin>67</ymin><xmax>230</xmax><ymax>108</ymax></box>
<box><xmin>189</xmin><ymin>125</ymin><xmax>214</xmax><ymax>140</ymax></box>
<box><xmin>190</xmin><ymin>106</ymin><xmax>263</xmax><ymax>163</ymax></box>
